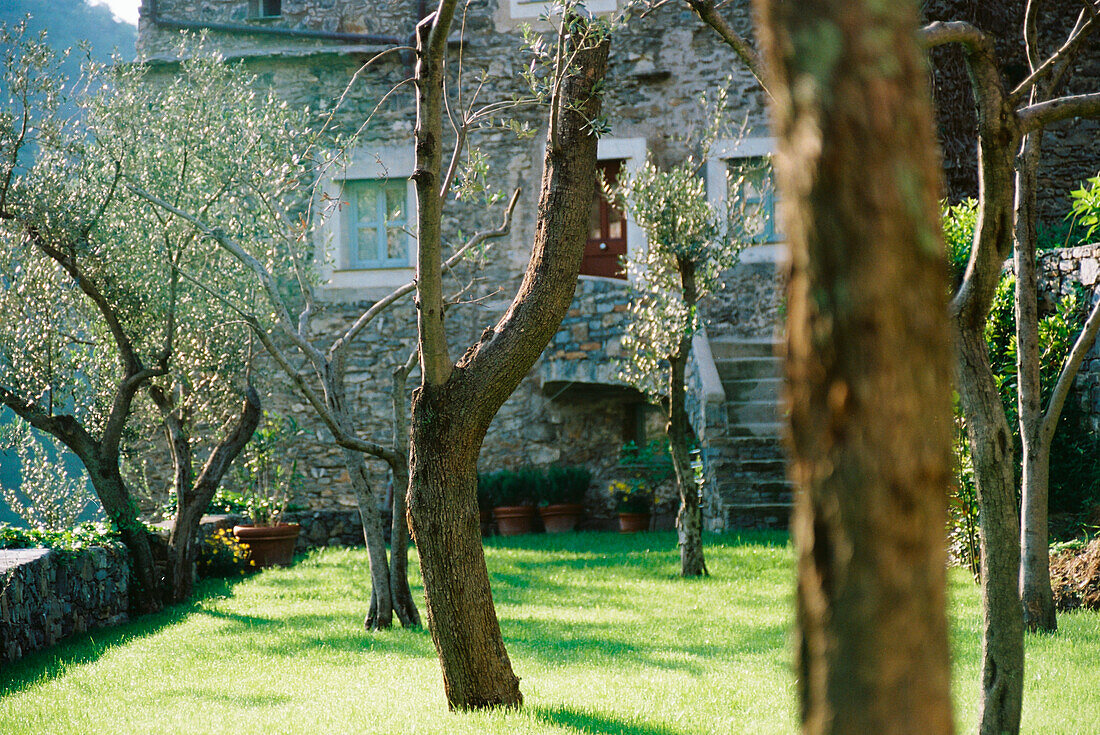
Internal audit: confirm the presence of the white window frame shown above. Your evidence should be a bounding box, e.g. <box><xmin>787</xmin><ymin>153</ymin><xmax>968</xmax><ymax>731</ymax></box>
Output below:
<box><xmin>509</xmin><ymin>0</ymin><xmax>617</xmax><ymax>20</ymax></box>
<box><xmin>706</xmin><ymin>136</ymin><xmax>786</xmax><ymax>263</ymax></box>
<box><xmin>315</xmin><ymin>146</ymin><xmax>417</xmax><ymax>292</ymax></box>
<box><xmin>585</xmin><ymin>136</ymin><xmax>647</xmax><ymax>284</ymax></box>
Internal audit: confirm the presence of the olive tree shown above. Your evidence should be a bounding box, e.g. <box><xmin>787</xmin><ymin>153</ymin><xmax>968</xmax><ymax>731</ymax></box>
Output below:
<box><xmin>0</xmin><ymin>29</ymin><xmax>309</xmax><ymax>608</ymax></box>
<box><xmin>616</xmin><ymin>135</ymin><xmax>750</xmax><ymax>577</ymax></box>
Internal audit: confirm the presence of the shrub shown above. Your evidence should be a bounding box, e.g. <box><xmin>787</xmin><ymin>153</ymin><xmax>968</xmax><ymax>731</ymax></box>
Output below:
<box><xmin>542</xmin><ymin>465</ymin><xmax>591</xmax><ymax>506</ymax></box>
<box><xmin>197</xmin><ymin>527</ymin><xmax>255</xmax><ymax>578</ymax></box>
<box><xmin>0</xmin><ymin>521</ymin><xmax>119</xmax><ymax>550</ymax></box>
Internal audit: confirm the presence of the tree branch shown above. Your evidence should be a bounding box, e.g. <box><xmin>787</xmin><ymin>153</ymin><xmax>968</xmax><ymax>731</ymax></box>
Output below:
<box><xmin>1019</xmin><ymin>91</ymin><xmax>1100</xmax><ymax>133</ymax></box>
<box><xmin>0</xmin><ymin>386</ymin><xmax>99</xmax><ymax>461</ymax></box>
<box><xmin>686</xmin><ymin>0</ymin><xmax>769</xmax><ymax>95</ymax></box>
<box><xmin>1041</xmin><ymin>289</ymin><xmax>1100</xmax><ymax>444</ymax></box>
<box><xmin>328</xmin><ymin>187</ymin><xmax>520</xmax><ymax>360</ymax></box>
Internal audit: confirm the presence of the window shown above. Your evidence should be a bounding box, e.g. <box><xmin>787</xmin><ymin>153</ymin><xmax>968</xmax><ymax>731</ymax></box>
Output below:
<box><xmin>343</xmin><ymin>179</ymin><xmax>410</xmax><ymax>269</ymax></box>
<box><xmin>706</xmin><ymin>137</ymin><xmax>785</xmax><ymax>249</ymax></box>
<box><xmin>728</xmin><ymin>157</ymin><xmax>780</xmax><ymax>244</ymax></box>
<box><xmin>582</xmin><ymin>160</ymin><xmax>628</xmax><ymax>279</ymax></box>
<box><xmin>508</xmin><ymin>0</ymin><xmax>616</xmax><ymax>20</ymax></box>
<box><xmin>248</xmin><ymin>0</ymin><xmax>281</xmax><ymax>19</ymax></box>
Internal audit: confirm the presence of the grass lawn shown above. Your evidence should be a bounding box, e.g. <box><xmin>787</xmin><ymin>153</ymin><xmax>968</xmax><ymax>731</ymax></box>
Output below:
<box><xmin>1</xmin><ymin>530</ymin><xmax>1098</xmax><ymax>734</ymax></box>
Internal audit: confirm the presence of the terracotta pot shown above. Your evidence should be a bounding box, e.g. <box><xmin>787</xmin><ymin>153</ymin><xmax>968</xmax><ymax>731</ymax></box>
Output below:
<box><xmin>232</xmin><ymin>523</ymin><xmax>301</xmax><ymax>567</ymax></box>
<box><xmin>539</xmin><ymin>503</ymin><xmax>584</xmax><ymax>534</ymax></box>
<box><xmin>617</xmin><ymin>512</ymin><xmax>651</xmax><ymax>534</ymax></box>
<box><xmin>492</xmin><ymin>505</ymin><xmax>536</xmax><ymax>536</ymax></box>
<box><xmin>479</xmin><ymin>508</ymin><xmax>494</xmax><ymax>537</ymax></box>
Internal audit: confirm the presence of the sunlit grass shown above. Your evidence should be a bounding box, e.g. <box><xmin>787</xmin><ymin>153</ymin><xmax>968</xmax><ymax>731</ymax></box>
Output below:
<box><xmin>1</xmin><ymin>531</ymin><xmax>1097</xmax><ymax>734</ymax></box>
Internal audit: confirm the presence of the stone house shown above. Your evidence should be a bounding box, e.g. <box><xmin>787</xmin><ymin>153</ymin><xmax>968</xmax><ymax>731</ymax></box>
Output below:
<box><xmin>134</xmin><ymin>0</ymin><xmax>1100</xmax><ymax>531</ymax></box>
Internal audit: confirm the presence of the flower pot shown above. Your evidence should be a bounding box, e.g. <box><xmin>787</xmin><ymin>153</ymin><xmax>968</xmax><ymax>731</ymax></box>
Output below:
<box><xmin>232</xmin><ymin>523</ymin><xmax>301</xmax><ymax>567</ymax></box>
<box><xmin>539</xmin><ymin>503</ymin><xmax>584</xmax><ymax>534</ymax></box>
<box><xmin>492</xmin><ymin>505</ymin><xmax>536</xmax><ymax>536</ymax></box>
<box><xmin>480</xmin><ymin>508</ymin><xmax>494</xmax><ymax>537</ymax></box>
<box><xmin>618</xmin><ymin>512</ymin><xmax>651</xmax><ymax>534</ymax></box>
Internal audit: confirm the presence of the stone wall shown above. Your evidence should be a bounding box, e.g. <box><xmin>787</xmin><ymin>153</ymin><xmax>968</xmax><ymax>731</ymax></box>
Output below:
<box><xmin>0</xmin><ymin>545</ymin><xmax>129</xmax><ymax>665</ymax></box>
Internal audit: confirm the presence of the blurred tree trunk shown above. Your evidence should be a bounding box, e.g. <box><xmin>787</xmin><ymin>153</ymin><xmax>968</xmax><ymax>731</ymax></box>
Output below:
<box><xmin>754</xmin><ymin>0</ymin><xmax>956</xmax><ymax>732</ymax></box>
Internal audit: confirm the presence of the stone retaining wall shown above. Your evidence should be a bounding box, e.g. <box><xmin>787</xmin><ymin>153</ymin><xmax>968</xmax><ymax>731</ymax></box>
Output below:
<box><xmin>0</xmin><ymin>544</ymin><xmax>129</xmax><ymax>665</ymax></box>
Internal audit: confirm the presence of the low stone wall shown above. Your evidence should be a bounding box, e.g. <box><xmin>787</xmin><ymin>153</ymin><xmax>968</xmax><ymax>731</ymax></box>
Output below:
<box><xmin>0</xmin><ymin>544</ymin><xmax>129</xmax><ymax>665</ymax></box>
<box><xmin>191</xmin><ymin>510</ymin><xmax>369</xmax><ymax>550</ymax></box>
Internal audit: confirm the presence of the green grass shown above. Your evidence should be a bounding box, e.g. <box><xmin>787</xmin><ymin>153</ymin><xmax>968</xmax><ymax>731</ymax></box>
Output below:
<box><xmin>1</xmin><ymin>531</ymin><xmax>1098</xmax><ymax>734</ymax></box>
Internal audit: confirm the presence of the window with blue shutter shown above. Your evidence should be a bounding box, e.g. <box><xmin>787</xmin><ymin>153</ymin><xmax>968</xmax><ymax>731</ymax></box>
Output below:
<box><xmin>728</xmin><ymin>157</ymin><xmax>781</xmax><ymax>244</ymax></box>
<box><xmin>344</xmin><ymin>179</ymin><xmax>410</xmax><ymax>269</ymax></box>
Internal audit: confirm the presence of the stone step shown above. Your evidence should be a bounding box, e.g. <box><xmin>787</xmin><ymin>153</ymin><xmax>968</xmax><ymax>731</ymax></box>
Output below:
<box><xmin>715</xmin><ymin>435</ymin><xmax>788</xmax><ymax>461</ymax></box>
<box><xmin>737</xmin><ymin>458</ymin><xmax>788</xmax><ymax>477</ymax></box>
<box><xmin>726</xmin><ymin>421</ymin><xmax>784</xmax><ymax>438</ymax></box>
<box><xmin>709</xmin><ymin>337</ymin><xmax>781</xmax><ymax>361</ymax></box>
<box><xmin>721</xmin><ymin>377</ymin><xmax>783</xmax><ymax>403</ymax></box>
<box><xmin>713</xmin><ymin>356</ymin><xmax>782</xmax><ymax>382</ymax></box>
<box><xmin>727</xmin><ymin>400</ymin><xmax>781</xmax><ymax>424</ymax></box>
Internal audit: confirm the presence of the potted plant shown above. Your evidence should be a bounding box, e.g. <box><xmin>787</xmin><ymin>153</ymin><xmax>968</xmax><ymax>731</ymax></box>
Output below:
<box><xmin>231</xmin><ymin>412</ymin><xmax>303</xmax><ymax>567</ymax></box>
<box><xmin>538</xmin><ymin>465</ymin><xmax>590</xmax><ymax>533</ymax></box>
<box><xmin>610</xmin><ymin>477</ymin><xmax>653</xmax><ymax>533</ymax></box>
<box><xmin>490</xmin><ymin>468</ymin><xmax>538</xmax><ymax>536</ymax></box>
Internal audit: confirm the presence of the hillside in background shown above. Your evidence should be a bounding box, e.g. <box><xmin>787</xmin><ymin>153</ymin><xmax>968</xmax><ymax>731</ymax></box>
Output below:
<box><xmin>1</xmin><ymin>1</ymin><xmax>136</xmax><ymax>74</ymax></box>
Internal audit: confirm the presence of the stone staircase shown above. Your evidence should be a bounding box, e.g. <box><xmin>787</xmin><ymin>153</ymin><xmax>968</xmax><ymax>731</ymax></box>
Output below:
<box><xmin>703</xmin><ymin>337</ymin><xmax>794</xmax><ymax>529</ymax></box>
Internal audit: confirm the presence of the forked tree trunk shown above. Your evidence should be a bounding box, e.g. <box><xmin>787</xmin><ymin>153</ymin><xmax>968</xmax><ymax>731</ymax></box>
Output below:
<box><xmin>408</xmin><ymin>5</ymin><xmax>609</xmax><ymax>709</ymax></box>
<box><xmin>342</xmin><ymin>446</ymin><xmax>395</xmax><ymax>630</ymax></box>
<box><xmin>158</xmin><ymin>386</ymin><xmax>261</xmax><ymax>603</ymax></box>
<box><xmin>669</xmin><ymin>257</ymin><xmax>706</xmax><ymax>577</ymax></box>
<box><xmin>754</xmin><ymin>0</ymin><xmax>955</xmax><ymax>732</ymax></box>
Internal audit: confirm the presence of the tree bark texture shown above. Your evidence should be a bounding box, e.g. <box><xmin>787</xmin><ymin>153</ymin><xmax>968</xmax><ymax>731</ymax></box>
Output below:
<box><xmin>390</xmin><ymin>360</ymin><xmax>420</xmax><ymax>627</ymax></box>
<box><xmin>754</xmin><ymin>1</ymin><xmax>956</xmax><ymax>733</ymax></box>
<box><xmin>159</xmin><ymin>386</ymin><xmax>261</xmax><ymax>603</ymax></box>
<box><xmin>1014</xmin><ymin>130</ymin><xmax>1058</xmax><ymax>633</ymax></box>
<box><xmin>669</xmin><ymin>257</ymin><xmax>706</xmax><ymax>577</ymax></box>
<box><xmin>408</xmin><ymin>6</ymin><xmax>610</xmax><ymax>710</ymax></box>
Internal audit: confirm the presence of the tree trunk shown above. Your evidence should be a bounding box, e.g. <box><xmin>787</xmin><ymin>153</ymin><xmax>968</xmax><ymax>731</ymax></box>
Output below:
<box><xmin>390</xmin><ymin>361</ymin><xmax>421</xmax><ymax>627</ymax></box>
<box><xmin>160</xmin><ymin>386</ymin><xmax>261</xmax><ymax>603</ymax></box>
<box><xmin>86</xmin><ymin>460</ymin><xmax>162</xmax><ymax>614</ymax></box>
<box><xmin>409</xmin><ymin>388</ymin><xmax>521</xmax><ymax>709</ymax></box>
<box><xmin>669</xmin><ymin>257</ymin><xmax>706</xmax><ymax>577</ymax></box>
<box><xmin>342</xmin><ymin>446</ymin><xmax>395</xmax><ymax>630</ymax></box>
<box><xmin>408</xmin><ymin>5</ymin><xmax>609</xmax><ymax>709</ymax></box>
<box><xmin>1014</xmin><ymin>130</ymin><xmax>1058</xmax><ymax>633</ymax></box>
<box><xmin>754</xmin><ymin>1</ymin><xmax>956</xmax><ymax>732</ymax></box>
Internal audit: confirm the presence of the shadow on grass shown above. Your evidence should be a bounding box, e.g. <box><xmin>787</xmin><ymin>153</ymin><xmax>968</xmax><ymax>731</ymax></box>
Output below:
<box><xmin>531</xmin><ymin>705</ymin><xmax>686</xmax><ymax>735</ymax></box>
<box><xmin>0</xmin><ymin>576</ymin><xmax>245</xmax><ymax>697</ymax></box>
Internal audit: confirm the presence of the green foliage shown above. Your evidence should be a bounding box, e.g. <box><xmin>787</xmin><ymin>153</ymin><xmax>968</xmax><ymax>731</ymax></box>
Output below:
<box><xmin>232</xmin><ymin>412</ymin><xmax>304</xmax><ymax>526</ymax></box>
<box><xmin>955</xmin><ymin>269</ymin><xmax>1100</xmax><ymax>535</ymax></box>
<box><xmin>0</xmin><ymin>417</ymin><xmax>99</xmax><ymax>531</ymax></box>
<box><xmin>941</xmin><ymin>198</ymin><xmax>976</xmax><ymax>290</ymax></box>
<box><xmin>0</xmin><ymin>520</ymin><xmax>118</xmax><ymax>550</ymax></box>
<box><xmin>608</xmin><ymin>478</ymin><xmax>652</xmax><ymax>513</ymax></box>
<box><xmin>542</xmin><ymin>465</ymin><xmax>591</xmax><ymax>506</ymax></box>
<box><xmin>618</xmin><ymin>439</ymin><xmax>674</xmax><ymax>482</ymax></box>
<box><xmin>196</xmin><ymin>527</ymin><xmax>255</xmax><ymax>578</ymax></box>
<box><xmin>615</xmin><ymin>100</ymin><xmax>752</xmax><ymax>398</ymax></box>
<box><xmin>1070</xmin><ymin>173</ymin><xmax>1100</xmax><ymax>242</ymax></box>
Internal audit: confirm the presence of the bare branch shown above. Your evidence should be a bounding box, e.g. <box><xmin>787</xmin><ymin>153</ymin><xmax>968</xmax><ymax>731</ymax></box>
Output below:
<box><xmin>686</xmin><ymin>0</ymin><xmax>769</xmax><ymax>96</ymax></box>
<box><xmin>1010</xmin><ymin>3</ymin><xmax>1099</xmax><ymax>103</ymax></box>
<box><xmin>124</xmin><ymin>179</ymin><xmax>327</xmax><ymax>370</ymax></box>
<box><xmin>329</xmin><ymin>187</ymin><xmax>520</xmax><ymax>359</ymax></box>
<box><xmin>1041</xmin><ymin>290</ymin><xmax>1100</xmax><ymax>444</ymax></box>
<box><xmin>1019</xmin><ymin>91</ymin><xmax>1100</xmax><ymax>132</ymax></box>
<box><xmin>918</xmin><ymin>20</ymin><xmax>994</xmax><ymax>54</ymax></box>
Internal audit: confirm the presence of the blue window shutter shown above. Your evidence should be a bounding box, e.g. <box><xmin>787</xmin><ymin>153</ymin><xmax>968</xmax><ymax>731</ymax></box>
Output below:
<box><xmin>345</xmin><ymin>179</ymin><xmax>409</xmax><ymax>269</ymax></box>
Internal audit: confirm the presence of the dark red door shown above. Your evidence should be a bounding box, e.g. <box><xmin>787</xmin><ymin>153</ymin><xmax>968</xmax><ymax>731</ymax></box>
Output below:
<box><xmin>581</xmin><ymin>160</ymin><xmax>627</xmax><ymax>278</ymax></box>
